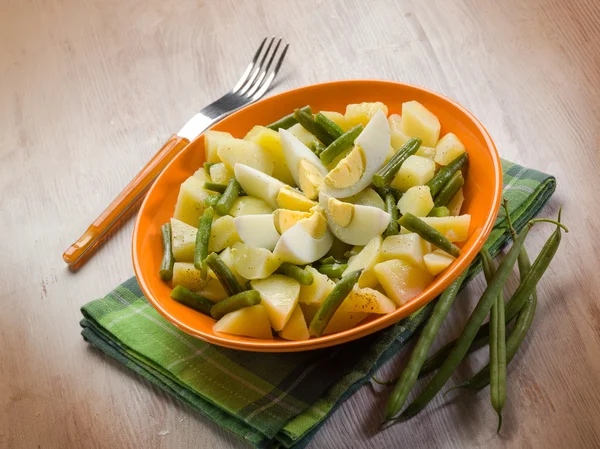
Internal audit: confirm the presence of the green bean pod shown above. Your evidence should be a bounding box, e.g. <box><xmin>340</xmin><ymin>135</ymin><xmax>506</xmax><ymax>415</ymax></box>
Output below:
<box><xmin>310</xmin><ymin>141</ymin><xmax>326</xmax><ymax>156</ymax></box>
<box><xmin>372</xmin><ymin>138</ymin><xmax>422</xmax><ymax>188</ymax></box>
<box><xmin>383</xmin><ymin>193</ymin><xmax>399</xmax><ymax>237</ymax></box>
<box><xmin>316</xmin><ymin>263</ymin><xmax>348</xmax><ymax>279</ymax></box>
<box><xmin>384</xmin><ymin>269</ymin><xmax>469</xmax><ymax>421</ymax></box>
<box><xmin>319</xmin><ymin>125</ymin><xmax>364</xmax><ymax>165</ymax></box>
<box><xmin>171</xmin><ymin>285</ymin><xmax>213</xmax><ymax>315</ymax></box>
<box><xmin>215</xmin><ymin>178</ymin><xmax>242</xmax><ymax>216</ymax></box>
<box><xmin>266</xmin><ymin>105</ymin><xmax>312</xmax><ymax>131</ymax></box>
<box><xmin>276</xmin><ymin>263</ymin><xmax>314</xmax><ymax>285</ymax></box>
<box><xmin>319</xmin><ymin>256</ymin><xmax>348</xmax><ymax>265</ymax></box>
<box><xmin>375</xmin><ymin>186</ymin><xmax>403</xmax><ymax>202</ymax></box>
<box><xmin>309</xmin><ymin>269</ymin><xmax>362</xmax><ymax>337</ymax></box>
<box><xmin>204</xmin><ymin>193</ymin><xmax>221</xmax><ymax>207</ymax></box>
<box><xmin>194</xmin><ymin>207</ymin><xmax>214</xmax><ymax>272</ymax></box>
<box><xmin>315</xmin><ymin>112</ymin><xmax>344</xmax><ymax>140</ymax></box>
<box><xmin>159</xmin><ymin>223</ymin><xmax>175</xmax><ymax>281</ymax></box>
<box><xmin>398</xmin><ymin>213</ymin><xmax>461</xmax><ymax>257</ymax></box>
<box><xmin>428</xmin><ymin>206</ymin><xmax>450</xmax><ymax>217</ymax></box>
<box><xmin>426</xmin><ymin>153</ymin><xmax>468</xmax><ymax>197</ymax></box>
<box><xmin>401</xmin><ymin>225</ymin><xmax>530</xmax><ymax>419</ymax></box>
<box><xmin>434</xmin><ymin>171</ymin><xmax>465</xmax><ymax>207</ymax></box>
<box><xmin>293</xmin><ymin>109</ymin><xmax>335</xmax><ymax>145</ymax></box>
<box><xmin>210</xmin><ymin>290</ymin><xmax>261</xmax><ymax>320</ymax></box>
<box><xmin>203</xmin><ymin>182</ymin><xmax>227</xmax><ymax>193</ymax></box>
<box><xmin>205</xmin><ymin>253</ymin><xmax>245</xmax><ymax>296</ymax></box>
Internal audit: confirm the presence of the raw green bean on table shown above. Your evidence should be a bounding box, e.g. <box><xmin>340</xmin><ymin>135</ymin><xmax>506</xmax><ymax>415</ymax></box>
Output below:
<box><xmin>384</xmin><ymin>269</ymin><xmax>469</xmax><ymax>421</ymax></box>
<box><xmin>277</xmin><ymin>263</ymin><xmax>314</xmax><ymax>285</ymax></box>
<box><xmin>159</xmin><ymin>223</ymin><xmax>175</xmax><ymax>281</ymax></box>
<box><xmin>434</xmin><ymin>171</ymin><xmax>465</xmax><ymax>207</ymax></box>
<box><xmin>210</xmin><ymin>290</ymin><xmax>261</xmax><ymax>320</ymax></box>
<box><xmin>426</xmin><ymin>153</ymin><xmax>468</xmax><ymax>198</ymax></box>
<box><xmin>203</xmin><ymin>182</ymin><xmax>227</xmax><ymax>193</ymax></box>
<box><xmin>372</xmin><ymin>138</ymin><xmax>422</xmax><ymax>188</ymax></box>
<box><xmin>428</xmin><ymin>206</ymin><xmax>450</xmax><ymax>217</ymax></box>
<box><xmin>319</xmin><ymin>125</ymin><xmax>364</xmax><ymax>165</ymax></box>
<box><xmin>266</xmin><ymin>105</ymin><xmax>312</xmax><ymax>131</ymax></box>
<box><xmin>383</xmin><ymin>193</ymin><xmax>399</xmax><ymax>237</ymax></box>
<box><xmin>194</xmin><ymin>207</ymin><xmax>214</xmax><ymax>273</ymax></box>
<box><xmin>215</xmin><ymin>178</ymin><xmax>242</xmax><ymax>216</ymax></box>
<box><xmin>205</xmin><ymin>253</ymin><xmax>245</xmax><ymax>296</ymax></box>
<box><xmin>309</xmin><ymin>269</ymin><xmax>362</xmax><ymax>337</ymax></box>
<box><xmin>400</xmin><ymin>225</ymin><xmax>531</xmax><ymax>419</ymax></box>
<box><xmin>316</xmin><ymin>263</ymin><xmax>348</xmax><ymax>279</ymax></box>
<box><xmin>204</xmin><ymin>162</ymin><xmax>216</xmax><ymax>176</ymax></box>
<box><xmin>171</xmin><ymin>285</ymin><xmax>213</xmax><ymax>315</ymax></box>
<box><xmin>293</xmin><ymin>109</ymin><xmax>335</xmax><ymax>146</ymax></box>
<box><xmin>315</xmin><ymin>112</ymin><xmax>344</xmax><ymax>140</ymax></box>
<box><xmin>204</xmin><ymin>193</ymin><xmax>221</xmax><ymax>207</ymax></box>
<box><xmin>310</xmin><ymin>141</ymin><xmax>326</xmax><ymax>156</ymax></box>
<box><xmin>398</xmin><ymin>213</ymin><xmax>461</xmax><ymax>258</ymax></box>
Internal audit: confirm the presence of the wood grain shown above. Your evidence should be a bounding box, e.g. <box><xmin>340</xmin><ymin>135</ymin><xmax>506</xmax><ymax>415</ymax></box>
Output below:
<box><xmin>1</xmin><ymin>0</ymin><xmax>600</xmax><ymax>447</ymax></box>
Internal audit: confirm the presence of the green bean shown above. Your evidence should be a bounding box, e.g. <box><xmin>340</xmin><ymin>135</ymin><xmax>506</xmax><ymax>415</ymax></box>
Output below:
<box><xmin>319</xmin><ymin>125</ymin><xmax>364</xmax><ymax>165</ymax></box>
<box><xmin>384</xmin><ymin>269</ymin><xmax>469</xmax><ymax>421</ymax></box>
<box><xmin>375</xmin><ymin>186</ymin><xmax>403</xmax><ymax>202</ymax></box>
<box><xmin>194</xmin><ymin>207</ymin><xmax>214</xmax><ymax>273</ymax></box>
<box><xmin>319</xmin><ymin>256</ymin><xmax>348</xmax><ymax>265</ymax></box>
<box><xmin>205</xmin><ymin>252</ymin><xmax>244</xmax><ymax>296</ymax></box>
<box><xmin>428</xmin><ymin>206</ymin><xmax>450</xmax><ymax>217</ymax></box>
<box><xmin>482</xmin><ymin>249</ymin><xmax>506</xmax><ymax>432</ymax></box>
<box><xmin>434</xmin><ymin>171</ymin><xmax>465</xmax><ymax>207</ymax></box>
<box><xmin>210</xmin><ymin>290</ymin><xmax>261</xmax><ymax>320</ymax></box>
<box><xmin>400</xmin><ymin>225</ymin><xmax>531</xmax><ymax>419</ymax></box>
<box><xmin>203</xmin><ymin>182</ymin><xmax>227</xmax><ymax>193</ymax></box>
<box><xmin>204</xmin><ymin>162</ymin><xmax>216</xmax><ymax>176</ymax></box>
<box><xmin>309</xmin><ymin>269</ymin><xmax>363</xmax><ymax>337</ymax></box>
<box><xmin>398</xmin><ymin>213</ymin><xmax>460</xmax><ymax>257</ymax></box>
<box><xmin>315</xmin><ymin>112</ymin><xmax>344</xmax><ymax>140</ymax></box>
<box><xmin>316</xmin><ymin>263</ymin><xmax>348</xmax><ymax>279</ymax></box>
<box><xmin>159</xmin><ymin>223</ymin><xmax>175</xmax><ymax>281</ymax></box>
<box><xmin>276</xmin><ymin>263</ymin><xmax>314</xmax><ymax>285</ymax></box>
<box><xmin>204</xmin><ymin>193</ymin><xmax>221</xmax><ymax>207</ymax></box>
<box><xmin>293</xmin><ymin>109</ymin><xmax>335</xmax><ymax>146</ymax></box>
<box><xmin>171</xmin><ymin>285</ymin><xmax>213</xmax><ymax>315</ymax></box>
<box><xmin>266</xmin><ymin>105</ymin><xmax>312</xmax><ymax>131</ymax></box>
<box><xmin>215</xmin><ymin>178</ymin><xmax>242</xmax><ymax>216</ymax></box>
<box><xmin>426</xmin><ymin>153</ymin><xmax>468</xmax><ymax>198</ymax></box>
<box><xmin>372</xmin><ymin>138</ymin><xmax>422</xmax><ymax>188</ymax></box>
<box><xmin>310</xmin><ymin>141</ymin><xmax>326</xmax><ymax>156</ymax></box>
<box><xmin>383</xmin><ymin>193</ymin><xmax>399</xmax><ymax>237</ymax></box>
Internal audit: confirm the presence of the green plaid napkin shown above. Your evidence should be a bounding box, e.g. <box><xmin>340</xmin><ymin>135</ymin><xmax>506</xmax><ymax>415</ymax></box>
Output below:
<box><xmin>80</xmin><ymin>159</ymin><xmax>555</xmax><ymax>449</ymax></box>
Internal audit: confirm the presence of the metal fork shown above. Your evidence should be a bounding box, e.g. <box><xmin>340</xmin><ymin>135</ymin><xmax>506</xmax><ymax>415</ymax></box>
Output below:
<box><xmin>63</xmin><ymin>37</ymin><xmax>289</xmax><ymax>269</ymax></box>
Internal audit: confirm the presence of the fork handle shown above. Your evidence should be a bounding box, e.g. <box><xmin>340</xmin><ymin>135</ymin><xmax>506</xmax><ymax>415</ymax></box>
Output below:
<box><xmin>63</xmin><ymin>134</ymin><xmax>190</xmax><ymax>269</ymax></box>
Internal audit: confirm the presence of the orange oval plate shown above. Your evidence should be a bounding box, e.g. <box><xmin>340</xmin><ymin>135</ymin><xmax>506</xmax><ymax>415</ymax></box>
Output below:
<box><xmin>133</xmin><ymin>80</ymin><xmax>502</xmax><ymax>352</ymax></box>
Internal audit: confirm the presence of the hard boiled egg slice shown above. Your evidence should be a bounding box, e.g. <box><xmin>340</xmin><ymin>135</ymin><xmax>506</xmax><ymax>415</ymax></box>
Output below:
<box><xmin>273</xmin><ymin>207</ymin><xmax>333</xmax><ymax>264</ymax></box>
<box><xmin>234</xmin><ymin>163</ymin><xmax>287</xmax><ymax>209</ymax></box>
<box><xmin>234</xmin><ymin>214</ymin><xmax>280</xmax><ymax>251</ymax></box>
<box><xmin>323</xmin><ymin>109</ymin><xmax>391</xmax><ymax>198</ymax></box>
<box><xmin>319</xmin><ymin>192</ymin><xmax>391</xmax><ymax>245</ymax></box>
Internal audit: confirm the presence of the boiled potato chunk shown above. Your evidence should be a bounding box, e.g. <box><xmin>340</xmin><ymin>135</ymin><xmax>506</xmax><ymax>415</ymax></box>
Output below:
<box><xmin>170</xmin><ymin>217</ymin><xmax>197</xmax><ymax>262</ymax></box>
<box><xmin>320</xmin><ymin>111</ymin><xmax>352</xmax><ymax>132</ymax></box>
<box><xmin>345</xmin><ymin>102</ymin><xmax>389</xmax><ymax>128</ymax></box>
<box><xmin>173</xmin><ymin>176</ymin><xmax>209</xmax><ymax>226</ymax></box>
<box><xmin>251</xmin><ymin>274</ymin><xmax>301</xmax><ymax>331</ymax></box>
<box><xmin>288</xmin><ymin>123</ymin><xmax>319</xmax><ymax>147</ymax></box>
<box><xmin>204</xmin><ymin>130</ymin><xmax>233</xmax><ymax>163</ymax></box>
<box><xmin>213</xmin><ymin>304</ymin><xmax>273</xmax><ymax>339</ymax></box>
<box><xmin>323</xmin><ymin>310</ymin><xmax>369</xmax><ymax>334</ymax></box>
<box><xmin>277</xmin><ymin>186</ymin><xmax>317</xmax><ymax>212</ymax></box>
<box><xmin>346</xmin><ymin>188</ymin><xmax>385</xmax><ymax>210</ymax></box>
<box><xmin>244</xmin><ymin>125</ymin><xmax>295</xmax><ymax>185</ymax></box>
<box><xmin>235</xmin><ymin>214</ymin><xmax>280</xmax><ymax>250</ymax></box>
<box><xmin>423</xmin><ymin>250</ymin><xmax>456</xmax><ymax>276</ymax></box>
<box><xmin>397</xmin><ymin>185</ymin><xmax>434</xmax><ymax>217</ymax></box>
<box><xmin>400</xmin><ymin>101</ymin><xmax>441</xmax><ymax>147</ymax></box>
<box><xmin>218</xmin><ymin>139</ymin><xmax>274</xmax><ymax>175</ymax></box>
<box><xmin>388</xmin><ymin>114</ymin><xmax>411</xmax><ymax>150</ymax></box>
<box><xmin>298</xmin><ymin>266</ymin><xmax>336</xmax><ymax>305</ymax></box>
<box><xmin>279</xmin><ymin>306</ymin><xmax>310</xmax><ymax>341</ymax></box>
<box><xmin>232</xmin><ymin>243</ymin><xmax>281</xmax><ymax>280</ymax></box>
<box><xmin>172</xmin><ymin>262</ymin><xmax>204</xmax><ymax>292</ymax></box>
<box><xmin>339</xmin><ymin>284</ymin><xmax>396</xmax><ymax>314</ymax></box>
<box><xmin>391</xmin><ymin>155</ymin><xmax>436</xmax><ymax>191</ymax></box>
<box><xmin>216</xmin><ymin>247</ymin><xmax>247</xmax><ymax>285</ymax></box>
<box><xmin>197</xmin><ymin>278</ymin><xmax>228</xmax><ymax>302</ymax></box>
<box><xmin>374</xmin><ymin>259</ymin><xmax>433</xmax><ymax>306</ymax></box>
<box><xmin>209</xmin><ymin>162</ymin><xmax>233</xmax><ymax>184</ymax></box>
<box><xmin>208</xmin><ymin>215</ymin><xmax>240</xmax><ymax>252</ymax></box>
<box><xmin>415</xmin><ymin>146</ymin><xmax>436</xmax><ymax>160</ymax></box>
<box><xmin>381</xmin><ymin>233</ymin><xmax>430</xmax><ymax>269</ymax></box>
<box><xmin>230</xmin><ymin>196</ymin><xmax>274</xmax><ymax>217</ymax></box>
<box><xmin>434</xmin><ymin>133</ymin><xmax>466</xmax><ymax>166</ymax></box>
<box><xmin>447</xmin><ymin>188</ymin><xmax>465</xmax><ymax>216</ymax></box>
<box><xmin>343</xmin><ymin>236</ymin><xmax>382</xmax><ymax>288</ymax></box>
<box><xmin>402</xmin><ymin>215</ymin><xmax>471</xmax><ymax>242</ymax></box>
<box><xmin>192</xmin><ymin>168</ymin><xmax>209</xmax><ymax>182</ymax></box>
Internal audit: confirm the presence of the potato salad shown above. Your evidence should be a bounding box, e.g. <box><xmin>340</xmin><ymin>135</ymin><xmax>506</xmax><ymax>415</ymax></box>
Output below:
<box><xmin>159</xmin><ymin>101</ymin><xmax>471</xmax><ymax>340</ymax></box>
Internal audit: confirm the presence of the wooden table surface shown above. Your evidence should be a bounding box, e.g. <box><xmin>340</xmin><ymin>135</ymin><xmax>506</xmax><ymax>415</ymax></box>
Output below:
<box><xmin>2</xmin><ymin>0</ymin><xmax>600</xmax><ymax>447</ymax></box>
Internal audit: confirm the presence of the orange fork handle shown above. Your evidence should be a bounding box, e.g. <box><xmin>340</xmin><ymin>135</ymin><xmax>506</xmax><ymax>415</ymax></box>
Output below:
<box><xmin>63</xmin><ymin>134</ymin><xmax>190</xmax><ymax>269</ymax></box>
